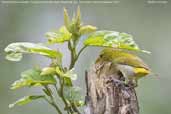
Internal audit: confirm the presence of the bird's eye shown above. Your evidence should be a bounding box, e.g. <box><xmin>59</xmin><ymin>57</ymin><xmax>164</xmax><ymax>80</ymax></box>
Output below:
<box><xmin>100</xmin><ymin>54</ymin><xmax>103</xmax><ymax>58</ymax></box>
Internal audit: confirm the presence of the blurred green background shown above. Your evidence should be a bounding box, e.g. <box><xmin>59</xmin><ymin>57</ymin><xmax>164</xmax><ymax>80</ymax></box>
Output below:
<box><xmin>0</xmin><ymin>0</ymin><xmax>171</xmax><ymax>114</ymax></box>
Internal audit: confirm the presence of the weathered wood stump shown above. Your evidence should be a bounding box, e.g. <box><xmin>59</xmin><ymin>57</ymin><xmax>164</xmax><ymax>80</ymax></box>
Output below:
<box><xmin>84</xmin><ymin>60</ymin><xmax>139</xmax><ymax>114</ymax></box>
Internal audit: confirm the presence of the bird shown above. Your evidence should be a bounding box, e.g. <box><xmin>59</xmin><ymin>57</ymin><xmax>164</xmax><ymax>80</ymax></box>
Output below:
<box><xmin>96</xmin><ymin>48</ymin><xmax>151</xmax><ymax>87</ymax></box>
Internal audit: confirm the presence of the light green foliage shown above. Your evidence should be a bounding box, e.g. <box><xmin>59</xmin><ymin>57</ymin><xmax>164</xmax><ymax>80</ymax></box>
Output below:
<box><xmin>79</xmin><ymin>25</ymin><xmax>97</xmax><ymax>35</ymax></box>
<box><xmin>84</xmin><ymin>31</ymin><xmax>150</xmax><ymax>53</ymax></box>
<box><xmin>46</xmin><ymin>26</ymin><xmax>72</xmax><ymax>44</ymax></box>
<box><xmin>64</xmin><ymin>68</ymin><xmax>77</xmax><ymax>81</ymax></box>
<box><xmin>9</xmin><ymin>95</ymin><xmax>45</xmax><ymax>108</ymax></box>
<box><xmin>41</xmin><ymin>67</ymin><xmax>56</xmax><ymax>76</ymax></box>
<box><xmin>11</xmin><ymin>67</ymin><xmax>56</xmax><ymax>89</ymax></box>
<box><xmin>75</xmin><ymin>6</ymin><xmax>81</xmax><ymax>27</ymax></box>
<box><xmin>64</xmin><ymin>8</ymin><xmax>70</xmax><ymax>29</ymax></box>
<box><xmin>63</xmin><ymin>86</ymin><xmax>84</xmax><ymax>106</ymax></box>
<box><xmin>5</xmin><ymin>42</ymin><xmax>62</xmax><ymax>61</ymax></box>
<box><xmin>56</xmin><ymin>67</ymin><xmax>77</xmax><ymax>86</ymax></box>
<box><xmin>56</xmin><ymin>67</ymin><xmax>77</xmax><ymax>80</ymax></box>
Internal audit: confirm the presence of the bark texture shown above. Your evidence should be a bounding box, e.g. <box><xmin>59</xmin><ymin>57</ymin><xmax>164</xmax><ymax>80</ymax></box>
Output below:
<box><xmin>84</xmin><ymin>60</ymin><xmax>139</xmax><ymax>114</ymax></box>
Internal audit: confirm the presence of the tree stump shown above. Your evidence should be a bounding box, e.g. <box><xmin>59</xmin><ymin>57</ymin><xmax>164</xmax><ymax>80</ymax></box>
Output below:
<box><xmin>84</xmin><ymin>60</ymin><xmax>139</xmax><ymax>114</ymax></box>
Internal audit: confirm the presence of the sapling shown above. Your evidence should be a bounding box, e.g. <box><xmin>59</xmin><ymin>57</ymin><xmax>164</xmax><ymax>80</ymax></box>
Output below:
<box><xmin>5</xmin><ymin>7</ymin><xmax>150</xmax><ymax>114</ymax></box>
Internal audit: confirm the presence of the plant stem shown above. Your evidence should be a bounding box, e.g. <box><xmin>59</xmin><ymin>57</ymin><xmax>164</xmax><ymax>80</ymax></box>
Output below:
<box><xmin>67</xmin><ymin>41</ymin><xmax>82</xmax><ymax>114</ymax></box>
<box><xmin>72</xmin><ymin>103</ymin><xmax>81</xmax><ymax>114</ymax></box>
<box><xmin>75</xmin><ymin>45</ymin><xmax>87</xmax><ymax>61</ymax></box>
<box><xmin>43</xmin><ymin>86</ymin><xmax>62</xmax><ymax>114</ymax></box>
<box><xmin>44</xmin><ymin>97</ymin><xmax>62</xmax><ymax>114</ymax></box>
<box><xmin>68</xmin><ymin>41</ymin><xmax>77</xmax><ymax>69</ymax></box>
<box><xmin>58</xmin><ymin>78</ymin><xmax>74</xmax><ymax>113</ymax></box>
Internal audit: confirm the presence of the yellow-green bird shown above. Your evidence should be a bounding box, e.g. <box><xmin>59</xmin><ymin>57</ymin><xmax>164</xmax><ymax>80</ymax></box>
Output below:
<box><xmin>97</xmin><ymin>48</ymin><xmax>151</xmax><ymax>86</ymax></box>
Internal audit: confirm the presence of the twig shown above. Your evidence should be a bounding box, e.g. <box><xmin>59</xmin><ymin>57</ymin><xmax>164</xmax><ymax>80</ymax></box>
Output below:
<box><xmin>76</xmin><ymin>46</ymin><xmax>87</xmax><ymax>61</ymax></box>
<box><xmin>43</xmin><ymin>86</ymin><xmax>62</xmax><ymax>114</ymax></box>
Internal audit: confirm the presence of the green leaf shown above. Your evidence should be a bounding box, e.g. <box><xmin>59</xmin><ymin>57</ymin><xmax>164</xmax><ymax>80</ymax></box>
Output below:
<box><xmin>11</xmin><ymin>67</ymin><xmax>56</xmax><ymax>89</ymax></box>
<box><xmin>6</xmin><ymin>53</ymin><xmax>22</xmax><ymax>62</ymax></box>
<box><xmin>79</xmin><ymin>25</ymin><xmax>97</xmax><ymax>35</ymax></box>
<box><xmin>41</xmin><ymin>67</ymin><xmax>56</xmax><ymax>76</ymax></box>
<box><xmin>56</xmin><ymin>67</ymin><xmax>77</xmax><ymax>86</ymax></box>
<box><xmin>64</xmin><ymin>68</ymin><xmax>77</xmax><ymax>80</ymax></box>
<box><xmin>4</xmin><ymin>42</ymin><xmax>62</xmax><ymax>61</ymax></box>
<box><xmin>55</xmin><ymin>67</ymin><xmax>77</xmax><ymax>80</ymax></box>
<box><xmin>63</xmin><ymin>69</ymin><xmax>77</xmax><ymax>86</ymax></box>
<box><xmin>75</xmin><ymin>100</ymin><xmax>85</xmax><ymax>107</ymax></box>
<box><xmin>84</xmin><ymin>31</ymin><xmax>150</xmax><ymax>53</ymax></box>
<box><xmin>63</xmin><ymin>86</ymin><xmax>83</xmax><ymax>103</ymax></box>
<box><xmin>63</xmin><ymin>78</ymin><xmax>72</xmax><ymax>86</ymax></box>
<box><xmin>55</xmin><ymin>66</ymin><xmax>64</xmax><ymax>77</ymax></box>
<box><xmin>46</xmin><ymin>26</ymin><xmax>72</xmax><ymax>44</ymax></box>
<box><xmin>9</xmin><ymin>95</ymin><xmax>44</xmax><ymax>108</ymax></box>
<box><xmin>76</xmin><ymin>6</ymin><xmax>81</xmax><ymax>27</ymax></box>
<box><xmin>64</xmin><ymin>8</ymin><xmax>70</xmax><ymax>29</ymax></box>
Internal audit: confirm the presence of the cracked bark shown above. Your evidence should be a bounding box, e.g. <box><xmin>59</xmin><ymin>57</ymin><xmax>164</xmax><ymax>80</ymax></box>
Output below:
<box><xmin>84</xmin><ymin>60</ymin><xmax>139</xmax><ymax>114</ymax></box>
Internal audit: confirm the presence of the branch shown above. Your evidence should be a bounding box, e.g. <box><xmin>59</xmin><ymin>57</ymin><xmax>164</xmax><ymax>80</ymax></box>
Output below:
<box><xmin>67</xmin><ymin>40</ymin><xmax>82</xmax><ymax>114</ymax></box>
<box><xmin>43</xmin><ymin>86</ymin><xmax>62</xmax><ymax>114</ymax></box>
<box><xmin>76</xmin><ymin>45</ymin><xmax>87</xmax><ymax>61</ymax></box>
